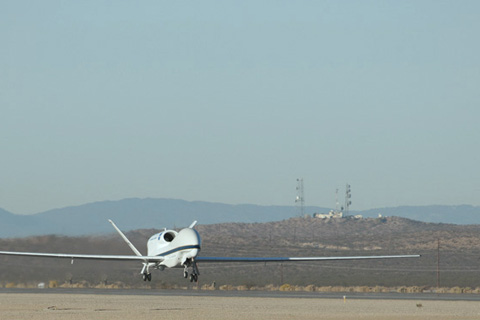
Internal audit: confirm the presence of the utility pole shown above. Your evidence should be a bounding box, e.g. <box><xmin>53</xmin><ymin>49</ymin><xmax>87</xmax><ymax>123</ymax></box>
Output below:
<box><xmin>280</xmin><ymin>263</ymin><xmax>284</xmax><ymax>285</ymax></box>
<box><xmin>437</xmin><ymin>239</ymin><xmax>440</xmax><ymax>288</ymax></box>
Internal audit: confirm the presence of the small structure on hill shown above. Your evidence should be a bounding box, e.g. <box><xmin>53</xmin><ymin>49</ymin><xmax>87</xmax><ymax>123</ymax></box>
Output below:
<box><xmin>313</xmin><ymin>210</ymin><xmax>343</xmax><ymax>219</ymax></box>
<box><xmin>313</xmin><ymin>211</ymin><xmax>363</xmax><ymax>220</ymax></box>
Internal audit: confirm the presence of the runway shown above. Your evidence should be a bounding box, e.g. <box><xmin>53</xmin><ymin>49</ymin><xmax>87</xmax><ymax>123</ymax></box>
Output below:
<box><xmin>1</xmin><ymin>290</ymin><xmax>480</xmax><ymax>320</ymax></box>
<box><xmin>1</xmin><ymin>289</ymin><xmax>480</xmax><ymax>319</ymax></box>
<box><xmin>2</xmin><ymin>287</ymin><xmax>480</xmax><ymax>301</ymax></box>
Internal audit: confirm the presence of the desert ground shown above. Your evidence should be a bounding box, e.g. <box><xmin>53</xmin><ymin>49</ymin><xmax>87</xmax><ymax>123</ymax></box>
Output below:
<box><xmin>0</xmin><ymin>293</ymin><xmax>479</xmax><ymax>320</ymax></box>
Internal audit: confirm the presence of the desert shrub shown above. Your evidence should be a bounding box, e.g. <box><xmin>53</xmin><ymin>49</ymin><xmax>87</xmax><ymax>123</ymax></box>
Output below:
<box><xmin>219</xmin><ymin>285</ymin><xmax>233</xmax><ymax>291</ymax></box>
<box><xmin>201</xmin><ymin>284</ymin><xmax>216</xmax><ymax>290</ymax></box>
<box><xmin>449</xmin><ymin>287</ymin><xmax>463</xmax><ymax>294</ymax></box>
<box><xmin>304</xmin><ymin>285</ymin><xmax>315</xmax><ymax>292</ymax></box>
<box><xmin>264</xmin><ymin>284</ymin><xmax>278</xmax><ymax>291</ymax></box>
<box><xmin>279</xmin><ymin>284</ymin><xmax>293</xmax><ymax>291</ymax></box>
<box><xmin>235</xmin><ymin>285</ymin><xmax>248</xmax><ymax>291</ymax></box>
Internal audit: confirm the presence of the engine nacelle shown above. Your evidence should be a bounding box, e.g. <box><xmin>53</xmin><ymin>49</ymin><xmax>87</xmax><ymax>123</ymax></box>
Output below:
<box><xmin>147</xmin><ymin>230</ymin><xmax>179</xmax><ymax>254</ymax></box>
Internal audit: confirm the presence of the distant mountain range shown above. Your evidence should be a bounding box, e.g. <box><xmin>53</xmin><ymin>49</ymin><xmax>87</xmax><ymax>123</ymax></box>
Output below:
<box><xmin>0</xmin><ymin>198</ymin><xmax>479</xmax><ymax>238</ymax></box>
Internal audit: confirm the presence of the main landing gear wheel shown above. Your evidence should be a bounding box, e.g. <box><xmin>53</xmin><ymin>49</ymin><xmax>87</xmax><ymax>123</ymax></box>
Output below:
<box><xmin>184</xmin><ymin>260</ymin><xmax>199</xmax><ymax>282</ymax></box>
<box><xmin>189</xmin><ymin>273</ymin><xmax>198</xmax><ymax>282</ymax></box>
<box><xmin>143</xmin><ymin>273</ymin><xmax>152</xmax><ymax>282</ymax></box>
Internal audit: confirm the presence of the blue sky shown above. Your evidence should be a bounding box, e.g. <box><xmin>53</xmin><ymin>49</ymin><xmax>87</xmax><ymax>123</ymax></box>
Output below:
<box><xmin>1</xmin><ymin>1</ymin><xmax>479</xmax><ymax>214</ymax></box>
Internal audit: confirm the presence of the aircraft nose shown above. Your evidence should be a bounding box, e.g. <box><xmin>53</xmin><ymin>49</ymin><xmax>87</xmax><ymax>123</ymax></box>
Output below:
<box><xmin>189</xmin><ymin>248</ymin><xmax>200</xmax><ymax>258</ymax></box>
<box><xmin>178</xmin><ymin>227</ymin><xmax>201</xmax><ymax>248</ymax></box>
<box><xmin>177</xmin><ymin>228</ymin><xmax>201</xmax><ymax>260</ymax></box>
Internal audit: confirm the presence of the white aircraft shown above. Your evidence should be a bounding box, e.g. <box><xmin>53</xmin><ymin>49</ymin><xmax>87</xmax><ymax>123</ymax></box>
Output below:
<box><xmin>0</xmin><ymin>220</ymin><xmax>420</xmax><ymax>282</ymax></box>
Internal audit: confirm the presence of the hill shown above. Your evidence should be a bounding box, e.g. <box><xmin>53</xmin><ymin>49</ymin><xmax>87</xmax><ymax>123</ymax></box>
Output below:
<box><xmin>358</xmin><ymin>205</ymin><xmax>480</xmax><ymax>224</ymax></box>
<box><xmin>1</xmin><ymin>198</ymin><xmax>480</xmax><ymax>237</ymax></box>
<box><xmin>1</xmin><ymin>216</ymin><xmax>480</xmax><ymax>288</ymax></box>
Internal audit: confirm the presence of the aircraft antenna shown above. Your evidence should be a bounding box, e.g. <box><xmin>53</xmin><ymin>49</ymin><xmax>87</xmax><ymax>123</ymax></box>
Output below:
<box><xmin>295</xmin><ymin>178</ymin><xmax>305</xmax><ymax>217</ymax></box>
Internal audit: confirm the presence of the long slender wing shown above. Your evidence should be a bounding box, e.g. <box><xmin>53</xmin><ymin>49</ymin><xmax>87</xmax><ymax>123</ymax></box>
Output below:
<box><xmin>196</xmin><ymin>254</ymin><xmax>420</xmax><ymax>262</ymax></box>
<box><xmin>0</xmin><ymin>251</ymin><xmax>164</xmax><ymax>262</ymax></box>
<box><xmin>108</xmin><ymin>219</ymin><xmax>143</xmax><ymax>257</ymax></box>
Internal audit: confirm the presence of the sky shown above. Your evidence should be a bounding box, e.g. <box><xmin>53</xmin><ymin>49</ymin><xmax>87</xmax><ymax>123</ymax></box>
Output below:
<box><xmin>1</xmin><ymin>1</ymin><xmax>479</xmax><ymax>214</ymax></box>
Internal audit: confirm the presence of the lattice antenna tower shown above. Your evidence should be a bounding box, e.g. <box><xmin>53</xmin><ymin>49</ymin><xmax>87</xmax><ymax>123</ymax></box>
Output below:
<box><xmin>335</xmin><ymin>188</ymin><xmax>339</xmax><ymax>212</ymax></box>
<box><xmin>344</xmin><ymin>183</ymin><xmax>352</xmax><ymax>215</ymax></box>
<box><xmin>295</xmin><ymin>178</ymin><xmax>305</xmax><ymax>216</ymax></box>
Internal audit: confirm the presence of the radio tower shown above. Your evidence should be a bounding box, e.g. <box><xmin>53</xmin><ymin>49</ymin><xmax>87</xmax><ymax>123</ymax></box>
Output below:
<box><xmin>335</xmin><ymin>188</ymin><xmax>339</xmax><ymax>212</ymax></box>
<box><xmin>295</xmin><ymin>178</ymin><xmax>305</xmax><ymax>217</ymax></box>
<box><xmin>344</xmin><ymin>183</ymin><xmax>352</xmax><ymax>215</ymax></box>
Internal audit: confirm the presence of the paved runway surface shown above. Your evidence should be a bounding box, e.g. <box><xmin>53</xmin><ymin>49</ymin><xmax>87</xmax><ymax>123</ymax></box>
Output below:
<box><xmin>1</xmin><ymin>290</ymin><xmax>480</xmax><ymax>320</ymax></box>
<box><xmin>2</xmin><ymin>287</ymin><xmax>480</xmax><ymax>301</ymax></box>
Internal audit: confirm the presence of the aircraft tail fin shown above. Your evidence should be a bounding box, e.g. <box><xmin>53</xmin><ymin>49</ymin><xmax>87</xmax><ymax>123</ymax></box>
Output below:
<box><xmin>108</xmin><ymin>219</ymin><xmax>142</xmax><ymax>257</ymax></box>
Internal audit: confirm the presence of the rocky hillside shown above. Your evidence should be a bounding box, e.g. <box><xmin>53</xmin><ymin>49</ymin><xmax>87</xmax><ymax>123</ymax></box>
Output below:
<box><xmin>1</xmin><ymin>216</ymin><xmax>479</xmax><ymax>288</ymax></box>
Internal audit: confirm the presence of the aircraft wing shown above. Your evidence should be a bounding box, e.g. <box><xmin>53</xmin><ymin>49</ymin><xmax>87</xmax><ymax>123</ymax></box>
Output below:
<box><xmin>196</xmin><ymin>254</ymin><xmax>420</xmax><ymax>262</ymax></box>
<box><xmin>0</xmin><ymin>251</ymin><xmax>165</xmax><ymax>262</ymax></box>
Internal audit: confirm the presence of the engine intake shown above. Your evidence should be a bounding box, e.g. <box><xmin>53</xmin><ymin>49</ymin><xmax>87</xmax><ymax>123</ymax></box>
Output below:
<box><xmin>163</xmin><ymin>232</ymin><xmax>176</xmax><ymax>242</ymax></box>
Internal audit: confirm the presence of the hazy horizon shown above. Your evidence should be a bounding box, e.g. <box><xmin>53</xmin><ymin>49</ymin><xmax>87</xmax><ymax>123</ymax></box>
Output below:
<box><xmin>2</xmin><ymin>1</ymin><xmax>479</xmax><ymax>214</ymax></box>
<box><xmin>2</xmin><ymin>196</ymin><xmax>478</xmax><ymax>217</ymax></box>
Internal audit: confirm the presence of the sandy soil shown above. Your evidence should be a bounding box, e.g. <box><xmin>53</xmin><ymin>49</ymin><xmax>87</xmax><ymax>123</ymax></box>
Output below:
<box><xmin>0</xmin><ymin>293</ymin><xmax>479</xmax><ymax>320</ymax></box>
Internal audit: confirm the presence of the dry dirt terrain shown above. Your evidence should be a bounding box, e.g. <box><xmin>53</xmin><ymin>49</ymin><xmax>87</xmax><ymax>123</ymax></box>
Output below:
<box><xmin>2</xmin><ymin>216</ymin><xmax>480</xmax><ymax>288</ymax></box>
<box><xmin>0</xmin><ymin>293</ymin><xmax>479</xmax><ymax>320</ymax></box>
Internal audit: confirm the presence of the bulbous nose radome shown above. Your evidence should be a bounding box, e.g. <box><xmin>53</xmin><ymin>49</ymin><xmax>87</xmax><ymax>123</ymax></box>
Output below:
<box><xmin>177</xmin><ymin>227</ymin><xmax>201</xmax><ymax>249</ymax></box>
<box><xmin>177</xmin><ymin>227</ymin><xmax>201</xmax><ymax>261</ymax></box>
